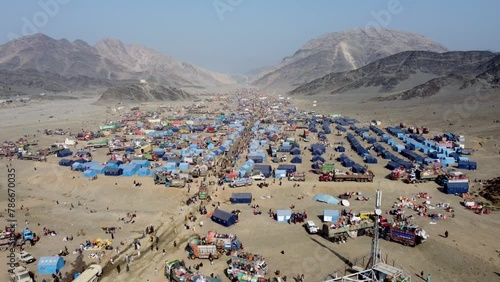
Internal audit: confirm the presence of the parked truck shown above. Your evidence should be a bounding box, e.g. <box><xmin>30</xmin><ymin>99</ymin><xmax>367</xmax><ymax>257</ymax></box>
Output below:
<box><xmin>72</xmin><ymin>264</ymin><xmax>102</xmax><ymax>282</ymax></box>
<box><xmin>288</xmin><ymin>172</ymin><xmax>305</xmax><ymax>181</ymax></box>
<box><xmin>226</xmin><ymin>252</ymin><xmax>268</xmax><ymax>281</ymax></box>
<box><xmin>186</xmin><ymin>243</ymin><xmax>219</xmax><ymax>260</ymax></box>
<box><xmin>229</xmin><ymin>178</ymin><xmax>253</xmax><ymax>188</ymax></box>
<box><xmin>9</xmin><ymin>266</ymin><xmax>33</xmax><ymax>282</ymax></box>
<box><xmin>406</xmin><ymin>169</ymin><xmax>440</xmax><ymax>184</ymax></box>
<box><xmin>165</xmin><ymin>260</ymin><xmax>221</xmax><ymax>282</ymax></box>
<box><xmin>85</xmin><ymin>139</ymin><xmax>109</xmax><ymax>149</ymax></box>
<box><xmin>169</xmin><ymin>179</ymin><xmax>186</xmax><ymax>188</ymax></box>
<box><xmin>380</xmin><ymin>225</ymin><xmax>428</xmax><ymax>247</ymax></box>
<box><xmin>319</xmin><ymin>170</ymin><xmax>374</xmax><ymax>182</ymax></box>
<box><xmin>322</xmin><ymin>220</ymin><xmax>375</xmax><ymax>242</ymax></box>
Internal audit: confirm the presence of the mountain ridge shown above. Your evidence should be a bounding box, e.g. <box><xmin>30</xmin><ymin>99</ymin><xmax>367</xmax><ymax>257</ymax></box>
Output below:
<box><xmin>252</xmin><ymin>28</ymin><xmax>448</xmax><ymax>90</ymax></box>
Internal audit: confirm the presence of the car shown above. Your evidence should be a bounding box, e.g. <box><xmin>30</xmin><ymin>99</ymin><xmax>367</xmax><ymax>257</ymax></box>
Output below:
<box><xmin>17</xmin><ymin>251</ymin><xmax>36</xmax><ymax>264</ymax></box>
<box><xmin>251</xmin><ymin>173</ymin><xmax>266</xmax><ymax>181</ymax></box>
<box><xmin>303</xmin><ymin>138</ymin><xmax>310</xmax><ymax>142</ymax></box>
<box><xmin>305</xmin><ymin>220</ymin><xmax>319</xmax><ymax>234</ymax></box>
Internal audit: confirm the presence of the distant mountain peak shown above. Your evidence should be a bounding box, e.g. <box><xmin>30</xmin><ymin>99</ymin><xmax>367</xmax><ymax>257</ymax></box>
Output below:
<box><xmin>252</xmin><ymin>28</ymin><xmax>447</xmax><ymax>91</ymax></box>
<box><xmin>0</xmin><ymin>33</ymin><xmax>235</xmax><ymax>88</ymax></box>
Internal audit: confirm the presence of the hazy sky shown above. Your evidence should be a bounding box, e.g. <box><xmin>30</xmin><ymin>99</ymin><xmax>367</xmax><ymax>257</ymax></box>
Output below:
<box><xmin>1</xmin><ymin>0</ymin><xmax>499</xmax><ymax>74</ymax></box>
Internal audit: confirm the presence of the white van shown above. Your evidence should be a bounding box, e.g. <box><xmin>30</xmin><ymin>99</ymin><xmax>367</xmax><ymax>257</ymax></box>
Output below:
<box><xmin>72</xmin><ymin>264</ymin><xmax>102</xmax><ymax>282</ymax></box>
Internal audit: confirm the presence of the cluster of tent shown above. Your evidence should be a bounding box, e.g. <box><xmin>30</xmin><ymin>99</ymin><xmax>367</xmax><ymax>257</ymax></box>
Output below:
<box><xmin>60</xmin><ymin>158</ymin><xmax>152</xmax><ymax>178</ymax></box>
<box><xmin>345</xmin><ymin>133</ymin><xmax>377</xmax><ymax>164</ymax></box>
<box><xmin>382</xmin><ymin>125</ymin><xmax>476</xmax><ymax>170</ymax></box>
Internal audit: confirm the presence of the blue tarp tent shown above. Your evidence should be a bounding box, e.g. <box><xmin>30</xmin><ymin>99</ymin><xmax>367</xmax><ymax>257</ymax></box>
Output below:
<box><xmin>83</xmin><ymin>170</ymin><xmax>97</xmax><ymax>178</ymax></box>
<box><xmin>275</xmin><ymin>169</ymin><xmax>287</xmax><ymax>178</ymax></box>
<box><xmin>277</xmin><ymin>164</ymin><xmax>296</xmax><ymax>173</ymax></box>
<box><xmin>312</xmin><ymin>155</ymin><xmax>325</xmax><ymax>163</ymax></box>
<box><xmin>313</xmin><ymin>194</ymin><xmax>340</xmax><ymax>205</ymax></box>
<box><xmin>323</xmin><ymin>210</ymin><xmax>340</xmax><ymax>222</ymax></box>
<box><xmin>59</xmin><ymin>159</ymin><xmax>74</xmax><ymax>167</ymax></box>
<box><xmin>57</xmin><ymin>149</ymin><xmax>72</xmax><ymax>158</ymax></box>
<box><xmin>290</xmin><ymin>156</ymin><xmax>302</xmax><ymax>164</ymax></box>
<box><xmin>254</xmin><ymin>165</ymin><xmax>272</xmax><ymax>178</ymax></box>
<box><xmin>37</xmin><ymin>256</ymin><xmax>65</xmax><ymax>274</ymax></box>
<box><xmin>130</xmin><ymin>160</ymin><xmax>151</xmax><ymax>168</ymax></box>
<box><xmin>230</xmin><ymin>193</ymin><xmax>252</xmax><ymax>204</ymax></box>
<box><xmin>179</xmin><ymin>162</ymin><xmax>190</xmax><ymax>170</ymax></box>
<box><xmin>90</xmin><ymin>165</ymin><xmax>106</xmax><ymax>174</ymax></box>
<box><xmin>137</xmin><ymin>167</ymin><xmax>151</xmax><ymax>176</ymax></box>
<box><xmin>104</xmin><ymin>167</ymin><xmax>123</xmax><ymax>176</ymax></box>
<box><xmin>211</xmin><ymin>208</ymin><xmax>237</xmax><ymax>227</ymax></box>
<box><xmin>276</xmin><ymin>210</ymin><xmax>293</xmax><ymax>222</ymax></box>
<box><xmin>71</xmin><ymin>162</ymin><xmax>84</xmax><ymax>171</ymax></box>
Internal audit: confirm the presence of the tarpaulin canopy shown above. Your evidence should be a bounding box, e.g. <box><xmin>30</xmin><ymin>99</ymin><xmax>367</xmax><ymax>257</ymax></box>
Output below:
<box><xmin>37</xmin><ymin>256</ymin><xmax>65</xmax><ymax>274</ymax></box>
<box><xmin>313</xmin><ymin>194</ymin><xmax>340</xmax><ymax>205</ymax></box>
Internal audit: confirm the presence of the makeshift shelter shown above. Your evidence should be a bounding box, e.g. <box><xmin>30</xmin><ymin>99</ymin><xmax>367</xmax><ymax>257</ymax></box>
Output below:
<box><xmin>90</xmin><ymin>165</ymin><xmax>106</xmax><ymax>174</ymax></box>
<box><xmin>37</xmin><ymin>256</ymin><xmax>65</xmax><ymax>274</ymax></box>
<box><xmin>57</xmin><ymin>149</ymin><xmax>72</xmax><ymax>158</ymax></box>
<box><xmin>130</xmin><ymin>160</ymin><xmax>151</xmax><ymax>168</ymax></box>
<box><xmin>335</xmin><ymin>146</ymin><xmax>345</xmax><ymax>152</ymax></box>
<box><xmin>230</xmin><ymin>193</ymin><xmax>252</xmax><ymax>204</ymax></box>
<box><xmin>313</xmin><ymin>194</ymin><xmax>340</xmax><ymax>205</ymax></box>
<box><xmin>83</xmin><ymin>170</ymin><xmax>97</xmax><ymax>179</ymax></box>
<box><xmin>59</xmin><ymin>159</ymin><xmax>74</xmax><ymax>167</ymax></box>
<box><xmin>323</xmin><ymin>210</ymin><xmax>340</xmax><ymax>222</ymax></box>
<box><xmin>211</xmin><ymin>209</ymin><xmax>237</xmax><ymax>227</ymax></box>
<box><xmin>277</xmin><ymin>164</ymin><xmax>296</xmax><ymax>174</ymax></box>
<box><xmin>254</xmin><ymin>164</ymin><xmax>272</xmax><ymax>178</ymax></box>
<box><xmin>179</xmin><ymin>162</ymin><xmax>190</xmax><ymax>171</ymax></box>
<box><xmin>137</xmin><ymin>167</ymin><xmax>151</xmax><ymax>176</ymax></box>
<box><xmin>312</xmin><ymin>155</ymin><xmax>325</xmax><ymax>163</ymax></box>
<box><xmin>104</xmin><ymin>167</ymin><xmax>123</xmax><ymax>176</ymax></box>
<box><xmin>290</xmin><ymin>148</ymin><xmax>301</xmax><ymax>155</ymax></box>
<box><xmin>290</xmin><ymin>156</ymin><xmax>302</xmax><ymax>164</ymax></box>
<box><xmin>276</xmin><ymin>210</ymin><xmax>293</xmax><ymax>222</ymax></box>
<box><xmin>274</xmin><ymin>169</ymin><xmax>287</xmax><ymax>179</ymax></box>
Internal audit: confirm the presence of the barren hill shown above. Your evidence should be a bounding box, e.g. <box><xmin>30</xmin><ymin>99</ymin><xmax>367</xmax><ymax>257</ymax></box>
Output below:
<box><xmin>252</xmin><ymin>28</ymin><xmax>447</xmax><ymax>91</ymax></box>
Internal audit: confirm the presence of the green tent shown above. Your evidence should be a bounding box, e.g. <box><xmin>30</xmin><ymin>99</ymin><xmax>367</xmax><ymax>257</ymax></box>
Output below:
<box><xmin>100</xmin><ymin>124</ymin><xmax>116</xmax><ymax>130</ymax></box>
<box><xmin>321</xmin><ymin>164</ymin><xmax>335</xmax><ymax>172</ymax></box>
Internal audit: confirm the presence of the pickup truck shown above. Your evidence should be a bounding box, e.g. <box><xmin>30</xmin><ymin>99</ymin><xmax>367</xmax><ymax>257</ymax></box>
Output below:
<box><xmin>229</xmin><ymin>178</ymin><xmax>253</xmax><ymax>188</ymax></box>
<box><xmin>16</xmin><ymin>252</ymin><xmax>36</xmax><ymax>264</ymax></box>
<box><xmin>288</xmin><ymin>172</ymin><xmax>305</xmax><ymax>181</ymax></box>
<box><xmin>305</xmin><ymin>221</ymin><xmax>318</xmax><ymax>234</ymax></box>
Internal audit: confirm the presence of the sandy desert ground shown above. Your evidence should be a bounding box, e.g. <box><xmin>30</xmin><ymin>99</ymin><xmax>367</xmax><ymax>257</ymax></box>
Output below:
<box><xmin>1</xmin><ymin>89</ymin><xmax>499</xmax><ymax>282</ymax></box>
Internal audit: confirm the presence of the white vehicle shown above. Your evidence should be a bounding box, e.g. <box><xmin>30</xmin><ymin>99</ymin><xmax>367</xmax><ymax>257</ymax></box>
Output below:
<box><xmin>9</xmin><ymin>266</ymin><xmax>33</xmax><ymax>282</ymax></box>
<box><xmin>73</xmin><ymin>264</ymin><xmax>102</xmax><ymax>282</ymax></box>
<box><xmin>251</xmin><ymin>173</ymin><xmax>266</xmax><ymax>181</ymax></box>
<box><xmin>16</xmin><ymin>251</ymin><xmax>36</xmax><ymax>264</ymax></box>
<box><xmin>305</xmin><ymin>221</ymin><xmax>319</xmax><ymax>234</ymax></box>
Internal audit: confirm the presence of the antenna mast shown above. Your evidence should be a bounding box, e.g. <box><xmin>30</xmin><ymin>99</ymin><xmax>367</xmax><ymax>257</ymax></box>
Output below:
<box><xmin>367</xmin><ymin>188</ymin><xmax>382</xmax><ymax>269</ymax></box>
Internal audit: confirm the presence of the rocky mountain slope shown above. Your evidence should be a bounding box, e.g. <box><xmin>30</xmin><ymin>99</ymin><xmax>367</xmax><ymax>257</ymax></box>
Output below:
<box><xmin>289</xmin><ymin>51</ymin><xmax>498</xmax><ymax>99</ymax></box>
<box><xmin>0</xmin><ymin>34</ymin><xmax>235</xmax><ymax>92</ymax></box>
<box><xmin>252</xmin><ymin>28</ymin><xmax>447</xmax><ymax>90</ymax></box>
<box><xmin>98</xmin><ymin>82</ymin><xmax>193</xmax><ymax>103</ymax></box>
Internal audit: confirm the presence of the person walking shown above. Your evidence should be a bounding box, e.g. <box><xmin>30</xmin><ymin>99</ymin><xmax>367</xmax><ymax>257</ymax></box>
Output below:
<box><xmin>116</xmin><ymin>265</ymin><xmax>121</xmax><ymax>273</ymax></box>
<box><xmin>426</xmin><ymin>273</ymin><xmax>431</xmax><ymax>282</ymax></box>
<box><xmin>444</xmin><ymin>230</ymin><xmax>449</xmax><ymax>238</ymax></box>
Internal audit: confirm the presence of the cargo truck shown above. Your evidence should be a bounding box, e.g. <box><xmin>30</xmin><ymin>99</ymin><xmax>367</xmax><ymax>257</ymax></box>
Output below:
<box><xmin>322</xmin><ymin>220</ymin><xmax>375</xmax><ymax>242</ymax></box>
<box><xmin>288</xmin><ymin>172</ymin><xmax>305</xmax><ymax>181</ymax></box>
<box><xmin>72</xmin><ymin>264</ymin><xmax>102</xmax><ymax>282</ymax></box>
<box><xmin>165</xmin><ymin>260</ymin><xmax>221</xmax><ymax>282</ymax></box>
<box><xmin>186</xmin><ymin>243</ymin><xmax>219</xmax><ymax>260</ymax></box>
<box><xmin>380</xmin><ymin>225</ymin><xmax>428</xmax><ymax>247</ymax></box>
<box><xmin>319</xmin><ymin>170</ymin><xmax>374</xmax><ymax>182</ymax></box>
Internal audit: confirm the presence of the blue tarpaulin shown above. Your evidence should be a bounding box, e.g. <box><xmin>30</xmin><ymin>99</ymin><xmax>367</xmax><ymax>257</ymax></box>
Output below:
<box><xmin>313</xmin><ymin>194</ymin><xmax>340</xmax><ymax>205</ymax></box>
<box><xmin>37</xmin><ymin>256</ymin><xmax>65</xmax><ymax>274</ymax></box>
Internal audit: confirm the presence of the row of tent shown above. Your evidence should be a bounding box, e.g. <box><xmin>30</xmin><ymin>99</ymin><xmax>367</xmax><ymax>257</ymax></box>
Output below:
<box><xmin>346</xmin><ymin>133</ymin><xmax>377</xmax><ymax>164</ymax></box>
<box><xmin>338</xmin><ymin>154</ymin><xmax>367</xmax><ymax>173</ymax></box>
